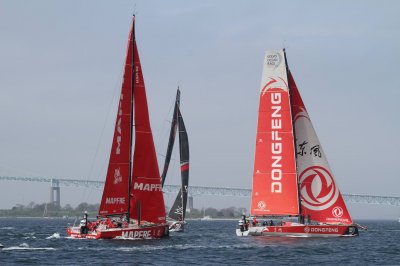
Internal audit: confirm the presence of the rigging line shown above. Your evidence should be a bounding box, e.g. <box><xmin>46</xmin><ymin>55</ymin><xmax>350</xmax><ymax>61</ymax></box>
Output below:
<box><xmin>81</xmin><ymin>44</ymin><xmax>127</xmax><ymax>205</ymax></box>
<box><xmin>85</xmin><ymin>68</ymin><xmax>121</xmax><ymax>182</ymax></box>
<box><xmin>155</xmin><ymin>94</ymin><xmax>177</xmax><ymax>160</ymax></box>
<box><xmin>0</xmin><ymin>163</ymin><xmax>43</xmax><ymax>180</ymax></box>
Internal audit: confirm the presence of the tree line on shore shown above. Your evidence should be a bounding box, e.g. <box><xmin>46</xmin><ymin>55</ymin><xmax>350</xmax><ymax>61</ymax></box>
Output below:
<box><xmin>0</xmin><ymin>202</ymin><xmax>247</xmax><ymax>219</ymax></box>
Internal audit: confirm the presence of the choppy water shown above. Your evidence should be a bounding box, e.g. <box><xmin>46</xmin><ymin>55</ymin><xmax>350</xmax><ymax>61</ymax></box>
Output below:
<box><xmin>0</xmin><ymin>218</ymin><xmax>399</xmax><ymax>265</ymax></box>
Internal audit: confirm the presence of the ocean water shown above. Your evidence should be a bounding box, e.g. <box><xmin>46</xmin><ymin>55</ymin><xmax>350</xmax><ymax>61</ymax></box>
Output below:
<box><xmin>0</xmin><ymin>218</ymin><xmax>399</xmax><ymax>265</ymax></box>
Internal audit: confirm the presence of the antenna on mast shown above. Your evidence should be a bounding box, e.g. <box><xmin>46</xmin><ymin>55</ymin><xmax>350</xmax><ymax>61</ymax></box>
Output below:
<box><xmin>133</xmin><ymin>3</ymin><xmax>137</xmax><ymax>16</ymax></box>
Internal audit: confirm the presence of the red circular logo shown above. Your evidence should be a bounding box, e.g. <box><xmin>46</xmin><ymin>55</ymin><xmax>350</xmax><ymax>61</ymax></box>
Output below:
<box><xmin>299</xmin><ymin>166</ymin><xmax>339</xmax><ymax>211</ymax></box>
<box><xmin>257</xmin><ymin>201</ymin><xmax>266</xmax><ymax>210</ymax></box>
<box><xmin>332</xmin><ymin>206</ymin><xmax>344</xmax><ymax>218</ymax></box>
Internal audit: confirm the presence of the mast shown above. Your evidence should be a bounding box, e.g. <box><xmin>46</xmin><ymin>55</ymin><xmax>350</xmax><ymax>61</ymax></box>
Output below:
<box><xmin>127</xmin><ymin>14</ymin><xmax>135</xmax><ymax>223</ymax></box>
<box><xmin>176</xmin><ymin>88</ymin><xmax>183</xmax><ymax>214</ymax></box>
<box><xmin>98</xmin><ymin>16</ymin><xmax>135</xmax><ymax>218</ymax></box>
<box><xmin>283</xmin><ymin>48</ymin><xmax>303</xmax><ymax>222</ymax></box>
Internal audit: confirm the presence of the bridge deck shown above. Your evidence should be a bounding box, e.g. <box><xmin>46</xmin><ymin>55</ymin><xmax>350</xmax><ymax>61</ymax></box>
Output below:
<box><xmin>1</xmin><ymin>176</ymin><xmax>399</xmax><ymax>206</ymax></box>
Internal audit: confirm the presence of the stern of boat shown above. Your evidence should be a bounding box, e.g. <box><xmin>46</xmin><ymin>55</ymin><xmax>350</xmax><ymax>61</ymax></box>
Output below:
<box><xmin>343</xmin><ymin>225</ymin><xmax>359</xmax><ymax>236</ymax></box>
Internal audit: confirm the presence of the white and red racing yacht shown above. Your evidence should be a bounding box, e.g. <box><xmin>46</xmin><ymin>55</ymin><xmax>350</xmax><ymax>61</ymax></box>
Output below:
<box><xmin>67</xmin><ymin>15</ymin><xmax>168</xmax><ymax>240</ymax></box>
<box><xmin>237</xmin><ymin>49</ymin><xmax>359</xmax><ymax>237</ymax></box>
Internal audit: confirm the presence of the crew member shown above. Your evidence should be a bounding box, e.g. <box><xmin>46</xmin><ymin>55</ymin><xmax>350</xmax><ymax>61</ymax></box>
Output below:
<box><xmin>80</xmin><ymin>211</ymin><xmax>89</xmax><ymax>234</ymax></box>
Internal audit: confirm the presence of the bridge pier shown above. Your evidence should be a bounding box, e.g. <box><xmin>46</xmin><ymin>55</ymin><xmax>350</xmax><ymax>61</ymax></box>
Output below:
<box><xmin>188</xmin><ymin>196</ymin><xmax>193</xmax><ymax>211</ymax></box>
<box><xmin>50</xmin><ymin>179</ymin><xmax>60</xmax><ymax>207</ymax></box>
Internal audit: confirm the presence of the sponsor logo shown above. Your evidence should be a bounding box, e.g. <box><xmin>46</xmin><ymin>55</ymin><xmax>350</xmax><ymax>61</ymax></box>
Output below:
<box><xmin>173</xmin><ymin>206</ymin><xmax>183</xmax><ymax>216</ymax></box>
<box><xmin>257</xmin><ymin>201</ymin><xmax>266</xmax><ymax>210</ymax></box>
<box><xmin>332</xmin><ymin>206</ymin><xmax>344</xmax><ymax>218</ymax></box>
<box><xmin>299</xmin><ymin>166</ymin><xmax>339</xmax><ymax>211</ymax></box>
<box><xmin>327</xmin><ymin>217</ymin><xmax>349</xmax><ymax>223</ymax></box>
<box><xmin>113</xmin><ymin>167</ymin><xmax>122</xmax><ymax>184</ymax></box>
<box><xmin>116</xmin><ymin>93</ymin><xmax>123</xmax><ymax>155</ymax></box>
<box><xmin>261</xmin><ymin>77</ymin><xmax>288</xmax><ymax>96</ymax></box>
<box><xmin>133</xmin><ymin>182</ymin><xmax>162</xmax><ymax>192</ymax></box>
<box><xmin>270</xmin><ymin>91</ymin><xmax>282</xmax><ymax>193</ymax></box>
<box><xmin>122</xmin><ymin>230</ymin><xmax>151</xmax><ymax>239</ymax></box>
<box><xmin>304</xmin><ymin>226</ymin><xmax>310</xmax><ymax>233</ymax></box>
<box><xmin>309</xmin><ymin>227</ymin><xmax>339</xmax><ymax>233</ymax></box>
<box><xmin>135</xmin><ymin>66</ymin><xmax>140</xmax><ymax>84</ymax></box>
<box><xmin>105</xmin><ymin>197</ymin><xmax>125</xmax><ymax>204</ymax></box>
<box><xmin>265</xmin><ymin>52</ymin><xmax>282</xmax><ymax>69</ymax></box>
<box><xmin>180</xmin><ymin>162</ymin><xmax>189</xmax><ymax>172</ymax></box>
<box><xmin>293</xmin><ymin>107</ymin><xmax>310</xmax><ymax>123</ymax></box>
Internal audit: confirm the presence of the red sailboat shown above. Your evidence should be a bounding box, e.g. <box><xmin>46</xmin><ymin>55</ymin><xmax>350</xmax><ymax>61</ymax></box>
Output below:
<box><xmin>66</xmin><ymin>15</ymin><xmax>168</xmax><ymax>240</ymax></box>
<box><xmin>237</xmin><ymin>49</ymin><xmax>358</xmax><ymax>237</ymax></box>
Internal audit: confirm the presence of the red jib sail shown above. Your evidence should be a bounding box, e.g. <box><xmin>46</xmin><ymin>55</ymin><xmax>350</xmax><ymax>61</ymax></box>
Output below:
<box><xmin>289</xmin><ymin>70</ymin><xmax>353</xmax><ymax>224</ymax></box>
<box><xmin>251</xmin><ymin>50</ymin><xmax>299</xmax><ymax>216</ymax></box>
<box><xmin>129</xmin><ymin>21</ymin><xmax>166</xmax><ymax>224</ymax></box>
<box><xmin>98</xmin><ymin>22</ymin><xmax>134</xmax><ymax>216</ymax></box>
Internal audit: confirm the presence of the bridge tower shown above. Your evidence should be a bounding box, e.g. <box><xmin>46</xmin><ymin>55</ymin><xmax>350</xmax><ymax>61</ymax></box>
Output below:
<box><xmin>188</xmin><ymin>196</ymin><xmax>193</xmax><ymax>211</ymax></box>
<box><xmin>50</xmin><ymin>179</ymin><xmax>60</xmax><ymax>207</ymax></box>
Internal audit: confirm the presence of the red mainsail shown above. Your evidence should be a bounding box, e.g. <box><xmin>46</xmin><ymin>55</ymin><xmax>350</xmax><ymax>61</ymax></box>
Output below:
<box><xmin>98</xmin><ymin>23</ymin><xmax>134</xmax><ymax>216</ymax></box>
<box><xmin>289</xmin><ymin>71</ymin><xmax>353</xmax><ymax>224</ymax></box>
<box><xmin>129</xmin><ymin>26</ymin><xmax>166</xmax><ymax>224</ymax></box>
<box><xmin>250</xmin><ymin>50</ymin><xmax>299</xmax><ymax>216</ymax></box>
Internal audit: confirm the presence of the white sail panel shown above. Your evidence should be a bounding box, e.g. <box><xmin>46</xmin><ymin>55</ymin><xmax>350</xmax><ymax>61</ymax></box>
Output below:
<box><xmin>289</xmin><ymin>71</ymin><xmax>352</xmax><ymax>224</ymax></box>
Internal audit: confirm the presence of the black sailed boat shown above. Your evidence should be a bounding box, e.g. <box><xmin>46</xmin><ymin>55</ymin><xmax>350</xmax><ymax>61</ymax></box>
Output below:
<box><xmin>161</xmin><ymin>88</ymin><xmax>190</xmax><ymax>232</ymax></box>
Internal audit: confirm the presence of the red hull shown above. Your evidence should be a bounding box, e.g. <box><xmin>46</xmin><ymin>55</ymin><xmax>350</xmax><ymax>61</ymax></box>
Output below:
<box><xmin>66</xmin><ymin>224</ymin><xmax>169</xmax><ymax>240</ymax></box>
<box><xmin>238</xmin><ymin>224</ymin><xmax>358</xmax><ymax>237</ymax></box>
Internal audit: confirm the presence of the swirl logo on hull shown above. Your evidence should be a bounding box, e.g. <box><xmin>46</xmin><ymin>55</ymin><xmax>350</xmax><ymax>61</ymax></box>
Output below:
<box><xmin>299</xmin><ymin>166</ymin><xmax>339</xmax><ymax>211</ymax></box>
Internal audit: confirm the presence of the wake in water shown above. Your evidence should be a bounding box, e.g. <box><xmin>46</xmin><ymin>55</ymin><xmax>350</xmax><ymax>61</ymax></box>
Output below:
<box><xmin>46</xmin><ymin>233</ymin><xmax>61</xmax><ymax>239</ymax></box>
<box><xmin>0</xmin><ymin>227</ymin><xmax>14</xmax><ymax>230</ymax></box>
<box><xmin>1</xmin><ymin>242</ymin><xmax>55</xmax><ymax>251</ymax></box>
<box><xmin>23</xmin><ymin>232</ymin><xmax>37</xmax><ymax>240</ymax></box>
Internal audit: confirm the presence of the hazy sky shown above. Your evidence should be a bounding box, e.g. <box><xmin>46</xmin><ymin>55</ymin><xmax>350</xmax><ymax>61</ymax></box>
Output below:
<box><xmin>0</xmin><ymin>0</ymin><xmax>399</xmax><ymax>219</ymax></box>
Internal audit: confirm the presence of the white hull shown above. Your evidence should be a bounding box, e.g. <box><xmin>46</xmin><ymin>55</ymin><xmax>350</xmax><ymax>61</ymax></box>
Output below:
<box><xmin>236</xmin><ymin>229</ymin><xmax>250</xmax><ymax>236</ymax></box>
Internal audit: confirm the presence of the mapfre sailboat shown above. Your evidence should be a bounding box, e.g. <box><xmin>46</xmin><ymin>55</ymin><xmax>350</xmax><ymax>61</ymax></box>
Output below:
<box><xmin>237</xmin><ymin>49</ymin><xmax>358</xmax><ymax>237</ymax></box>
<box><xmin>66</xmin><ymin>15</ymin><xmax>169</xmax><ymax>240</ymax></box>
<box><xmin>161</xmin><ymin>89</ymin><xmax>190</xmax><ymax>232</ymax></box>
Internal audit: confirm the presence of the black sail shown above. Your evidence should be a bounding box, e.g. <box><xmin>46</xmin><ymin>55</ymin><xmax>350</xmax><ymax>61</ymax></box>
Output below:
<box><xmin>168</xmin><ymin>103</ymin><xmax>190</xmax><ymax>221</ymax></box>
<box><xmin>160</xmin><ymin>90</ymin><xmax>180</xmax><ymax>187</ymax></box>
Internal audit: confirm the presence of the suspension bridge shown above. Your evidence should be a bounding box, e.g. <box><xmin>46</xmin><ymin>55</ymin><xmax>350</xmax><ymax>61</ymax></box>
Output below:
<box><xmin>1</xmin><ymin>176</ymin><xmax>399</xmax><ymax>209</ymax></box>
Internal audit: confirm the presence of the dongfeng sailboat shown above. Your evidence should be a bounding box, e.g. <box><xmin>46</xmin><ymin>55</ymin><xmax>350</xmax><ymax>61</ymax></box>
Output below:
<box><xmin>66</xmin><ymin>15</ymin><xmax>168</xmax><ymax>240</ymax></box>
<box><xmin>160</xmin><ymin>89</ymin><xmax>190</xmax><ymax>232</ymax></box>
<box><xmin>237</xmin><ymin>49</ymin><xmax>359</xmax><ymax>237</ymax></box>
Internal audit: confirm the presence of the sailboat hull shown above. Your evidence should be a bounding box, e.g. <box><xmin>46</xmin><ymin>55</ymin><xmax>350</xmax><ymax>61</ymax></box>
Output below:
<box><xmin>237</xmin><ymin>224</ymin><xmax>358</xmax><ymax>237</ymax></box>
<box><xmin>168</xmin><ymin>220</ymin><xmax>186</xmax><ymax>232</ymax></box>
<box><xmin>66</xmin><ymin>224</ymin><xmax>169</xmax><ymax>240</ymax></box>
